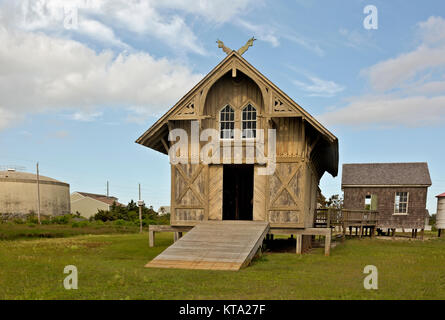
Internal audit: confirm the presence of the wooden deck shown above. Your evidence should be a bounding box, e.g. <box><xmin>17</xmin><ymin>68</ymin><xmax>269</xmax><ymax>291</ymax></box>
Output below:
<box><xmin>315</xmin><ymin>208</ymin><xmax>379</xmax><ymax>239</ymax></box>
<box><xmin>145</xmin><ymin>220</ymin><xmax>270</xmax><ymax>271</ymax></box>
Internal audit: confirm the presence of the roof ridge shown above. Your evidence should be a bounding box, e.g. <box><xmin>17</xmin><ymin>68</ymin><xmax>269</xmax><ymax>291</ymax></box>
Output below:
<box><xmin>343</xmin><ymin>162</ymin><xmax>428</xmax><ymax>165</ymax></box>
<box><xmin>77</xmin><ymin>191</ymin><xmax>117</xmax><ymax>198</ymax></box>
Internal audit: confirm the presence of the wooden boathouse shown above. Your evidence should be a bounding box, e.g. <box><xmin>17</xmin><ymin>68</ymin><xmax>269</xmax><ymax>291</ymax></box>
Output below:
<box><xmin>136</xmin><ymin>44</ymin><xmax>339</xmax><ymax>270</ymax></box>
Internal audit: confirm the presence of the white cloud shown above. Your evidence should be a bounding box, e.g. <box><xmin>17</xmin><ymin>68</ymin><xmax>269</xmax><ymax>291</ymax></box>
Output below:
<box><xmin>3</xmin><ymin>0</ymin><xmax>258</xmax><ymax>55</ymax></box>
<box><xmin>78</xmin><ymin>19</ymin><xmax>128</xmax><ymax>48</ymax></box>
<box><xmin>235</xmin><ymin>20</ymin><xmax>279</xmax><ymax>47</ymax></box>
<box><xmin>417</xmin><ymin>16</ymin><xmax>445</xmax><ymax>46</ymax></box>
<box><xmin>320</xmin><ymin>16</ymin><xmax>445</xmax><ymax>128</ymax></box>
<box><xmin>234</xmin><ymin>19</ymin><xmax>325</xmax><ymax>56</ymax></box>
<box><xmin>319</xmin><ymin>95</ymin><xmax>445</xmax><ymax>127</ymax></box>
<box><xmin>0</xmin><ymin>26</ymin><xmax>203</xmax><ymax>129</ymax></box>
<box><xmin>0</xmin><ymin>0</ymin><xmax>264</xmax><ymax>130</ymax></box>
<box><xmin>363</xmin><ymin>45</ymin><xmax>445</xmax><ymax>93</ymax></box>
<box><xmin>0</xmin><ymin>107</ymin><xmax>22</xmax><ymax>130</ymax></box>
<box><xmin>108</xmin><ymin>1</ymin><xmax>206</xmax><ymax>55</ymax></box>
<box><xmin>293</xmin><ymin>75</ymin><xmax>344</xmax><ymax>97</ymax></box>
<box><xmin>283</xmin><ymin>34</ymin><xmax>324</xmax><ymax>57</ymax></box>
<box><xmin>70</xmin><ymin>111</ymin><xmax>103</xmax><ymax>122</ymax></box>
<box><xmin>156</xmin><ymin>0</ymin><xmax>257</xmax><ymax>24</ymax></box>
<box><xmin>339</xmin><ymin>28</ymin><xmax>375</xmax><ymax>49</ymax></box>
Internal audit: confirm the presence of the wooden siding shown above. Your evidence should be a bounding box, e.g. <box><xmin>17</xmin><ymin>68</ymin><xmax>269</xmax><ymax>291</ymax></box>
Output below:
<box><xmin>274</xmin><ymin>117</ymin><xmax>305</xmax><ymax>158</ymax></box>
<box><xmin>253</xmin><ymin>165</ymin><xmax>267</xmax><ymax>221</ymax></box>
<box><xmin>208</xmin><ymin>165</ymin><xmax>223</xmax><ymax>220</ymax></box>
<box><xmin>203</xmin><ymin>71</ymin><xmax>264</xmax><ymax>117</ymax></box>
<box><xmin>267</xmin><ymin>162</ymin><xmax>305</xmax><ymax>227</ymax></box>
<box><xmin>171</xmin><ymin>163</ymin><xmax>208</xmax><ymax>226</ymax></box>
<box><xmin>158</xmin><ymin>57</ymin><xmax>334</xmax><ymax>228</ymax></box>
<box><xmin>343</xmin><ymin>186</ymin><xmax>428</xmax><ymax>229</ymax></box>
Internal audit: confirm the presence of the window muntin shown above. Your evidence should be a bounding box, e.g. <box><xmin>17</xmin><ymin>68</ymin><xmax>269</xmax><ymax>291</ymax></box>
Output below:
<box><xmin>242</xmin><ymin>104</ymin><xmax>257</xmax><ymax>139</ymax></box>
<box><xmin>394</xmin><ymin>192</ymin><xmax>409</xmax><ymax>214</ymax></box>
<box><xmin>220</xmin><ymin>105</ymin><xmax>235</xmax><ymax>139</ymax></box>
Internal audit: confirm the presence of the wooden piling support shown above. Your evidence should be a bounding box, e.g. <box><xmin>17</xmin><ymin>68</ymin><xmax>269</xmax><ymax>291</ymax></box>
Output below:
<box><xmin>324</xmin><ymin>232</ymin><xmax>331</xmax><ymax>256</ymax></box>
<box><xmin>149</xmin><ymin>230</ymin><xmax>155</xmax><ymax>247</ymax></box>
<box><xmin>174</xmin><ymin>231</ymin><xmax>183</xmax><ymax>242</ymax></box>
<box><xmin>148</xmin><ymin>225</ymin><xmax>192</xmax><ymax>247</ymax></box>
<box><xmin>296</xmin><ymin>234</ymin><xmax>302</xmax><ymax>254</ymax></box>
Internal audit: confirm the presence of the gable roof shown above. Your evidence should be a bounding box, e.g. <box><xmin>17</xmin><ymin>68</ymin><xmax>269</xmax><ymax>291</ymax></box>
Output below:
<box><xmin>135</xmin><ymin>50</ymin><xmax>338</xmax><ymax>177</ymax></box>
<box><xmin>75</xmin><ymin>192</ymin><xmax>123</xmax><ymax>206</ymax></box>
<box><xmin>342</xmin><ymin>163</ymin><xmax>432</xmax><ymax>187</ymax></box>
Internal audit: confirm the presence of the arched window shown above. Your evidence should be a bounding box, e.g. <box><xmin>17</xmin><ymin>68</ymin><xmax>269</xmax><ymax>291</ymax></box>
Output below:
<box><xmin>242</xmin><ymin>104</ymin><xmax>256</xmax><ymax>138</ymax></box>
<box><xmin>220</xmin><ymin>105</ymin><xmax>235</xmax><ymax>139</ymax></box>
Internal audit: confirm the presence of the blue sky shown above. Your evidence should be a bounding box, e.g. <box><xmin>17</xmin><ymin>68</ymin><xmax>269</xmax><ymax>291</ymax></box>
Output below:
<box><xmin>0</xmin><ymin>0</ymin><xmax>444</xmax><ymax>213</ymax></box>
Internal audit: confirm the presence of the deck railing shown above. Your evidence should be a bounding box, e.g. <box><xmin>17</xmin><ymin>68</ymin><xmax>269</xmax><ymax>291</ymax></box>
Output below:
<box><xmin>315</xmin><ymin>208</ymin><xmax>379</xmax><ymax>240</ymax></box>
<box><xmin>315</xmin><ymin>208</ymin><xmax>379</xmax><ymax>228</ymax></box>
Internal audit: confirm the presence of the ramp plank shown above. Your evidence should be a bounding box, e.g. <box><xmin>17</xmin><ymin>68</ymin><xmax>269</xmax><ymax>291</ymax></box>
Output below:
<box><xmin>145</xmin><ymin>221</ymin><xmax>270</xmax><ymax>271</ymax></box>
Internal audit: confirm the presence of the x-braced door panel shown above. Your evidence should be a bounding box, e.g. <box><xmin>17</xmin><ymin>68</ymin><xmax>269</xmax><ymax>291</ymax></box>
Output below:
<box><xmin>267</xmin><ymin>163</ymin><xmax>304</xmax><ymax>225</ymax></box>
<box><xmin>172</xmin><ymin>164</ymin><xmax>207</xmax><ymax>224</ymax></box>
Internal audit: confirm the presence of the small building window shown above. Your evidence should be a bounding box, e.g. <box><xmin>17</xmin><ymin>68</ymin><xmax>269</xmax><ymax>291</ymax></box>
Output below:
<box><xmin>242</xmin><ymin>104</ymin><xmax>256</xmax><ymax>138</ymax></box>
<box><xmin>394</xmin><ymin>192</ymin><xmax>409</xmax><ymax>214</ymax></box>
<box><xmin>365</xmin><ymin>194</ymin><xmax>378</xmax><ymax>211</ymax></box>
<box><xmin>220</xmin><ymin>105</ymin><xmax>234</xmax><ymax>139</ymax></box>
<box><xmin>365</xmin><ymin>195</ymin><xmax>372</xmax><ymax>210</ymax></box>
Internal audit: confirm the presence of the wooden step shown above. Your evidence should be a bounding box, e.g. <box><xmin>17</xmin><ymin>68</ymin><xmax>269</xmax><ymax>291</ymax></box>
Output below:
<box><xmin>145</xmin><ymin>220</ymin><xmax>270</xmax><ymax>271</ymax></box>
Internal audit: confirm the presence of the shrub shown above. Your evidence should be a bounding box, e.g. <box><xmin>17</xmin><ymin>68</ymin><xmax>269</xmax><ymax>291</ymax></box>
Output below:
<box><xmin>91</xmin><ymin>200</ymin><xmax>168</xmax><ymax>226</ymax></box>
<box><xmin>51</xmin><ymin>215</ymin><xmax>71</xmax><ymax>224</ymax></box>
<box><xmin>78</xmin><ymin>220</ymin><xmax>89</xmax><ymax>228</ymax></box>
<box><xmin>94</xmin><ymin>210</ymin><xmax>118</xmax><ymax>222</ymax></box>
<box><xmin>72</xmin><ymin>221</ymin><xmax>89</xmax><ymax>228</ymax></box>
<box><xmin>113</xmin><ymin>219</ymin><xmax>134</xmax><ymax>227</ymax></box>
<box><xmin>26</xmin><ymin>212</ymin><xmax>39</xmax><ymax>224</ymax></box>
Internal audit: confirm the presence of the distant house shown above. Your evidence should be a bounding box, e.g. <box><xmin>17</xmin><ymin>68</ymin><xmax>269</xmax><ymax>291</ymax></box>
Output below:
<box><xmin>342</xmin><ymin>163</ymin><xmax>432</xmax><ymax>232</ymax></box>
<box><xmin>71</xmin><ymin>192</ymin><xmax>123</xmax><ymax>218</ymax></box>
<box><xmin>157</xmin><ymin>206</ymin><xmax>170</xmax><ymax>216</ymax></box>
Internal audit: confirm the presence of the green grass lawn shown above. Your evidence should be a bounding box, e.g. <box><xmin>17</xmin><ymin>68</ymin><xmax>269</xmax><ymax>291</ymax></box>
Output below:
<box><xmin>0</xmin><ymin>223</ymin><xmax>139</xmax><ymax>240</ymax></box>
<box><xmin>1</xmin><ymin>231</ymin><xmax>444</xmax><ymax>300</ymax></box>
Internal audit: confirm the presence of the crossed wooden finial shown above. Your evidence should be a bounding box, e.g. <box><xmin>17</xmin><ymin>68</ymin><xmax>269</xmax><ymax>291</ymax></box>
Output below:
<box><xmin>216</xmin><ymin>37</ymin><xmax>257</xmax><ymax>56</ymax></box>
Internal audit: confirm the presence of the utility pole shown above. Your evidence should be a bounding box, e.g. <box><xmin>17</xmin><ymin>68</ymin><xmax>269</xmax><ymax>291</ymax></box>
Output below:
<box><xmin>36</xmin><ymin>162</ymin><xmax>41</xmax><ymax>225</ymax></box>
<box><xmin>107</xmin><ymin>181</ymin><xmax>109</xmax><ymax>197</ymax></box>
<box><xmin>138</xmin><ymin>183</ymin><xmax>144</xmax><ymax>233</ymax></box>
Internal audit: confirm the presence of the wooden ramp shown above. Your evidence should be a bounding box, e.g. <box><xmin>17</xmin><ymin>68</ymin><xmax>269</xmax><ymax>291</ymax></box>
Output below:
<box><xmin>145</xmin><ymin>221</ymin><xmax>270</xmax><ymax>271</ymax></box>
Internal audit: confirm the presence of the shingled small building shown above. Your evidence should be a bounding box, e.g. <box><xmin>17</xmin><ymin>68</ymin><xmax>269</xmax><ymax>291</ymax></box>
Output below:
<box><xmin>342</xmin><ymin>163</ymin><xmax>432</xmax><ymax>232</ymax></box>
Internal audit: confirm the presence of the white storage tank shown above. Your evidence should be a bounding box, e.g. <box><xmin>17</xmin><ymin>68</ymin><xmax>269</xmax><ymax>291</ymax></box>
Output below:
<box><xmin>0</xmin><ymin>170</ymin><xmax>70</xmax><ymax>216</ymax></box>
<box><xmin>436</xmin><ymin>193</ymin><xmax>445</xmax><ymax>234</ymax></box>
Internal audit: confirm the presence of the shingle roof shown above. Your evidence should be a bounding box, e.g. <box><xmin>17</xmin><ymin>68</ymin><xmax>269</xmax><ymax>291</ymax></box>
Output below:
<box><xmin>342</xmin><ymin>163</ymin><xmax>432</xmax><ymax>186</ymax></box>
<box><xmin>77</xmin><ymin>192</ymin><xmax>122</xmax><ymax>206</ymax></box>
<box><xmin>437</xmin><ymin>192</ymin><xmax>445</xmax><ymax>198</ymax></box>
